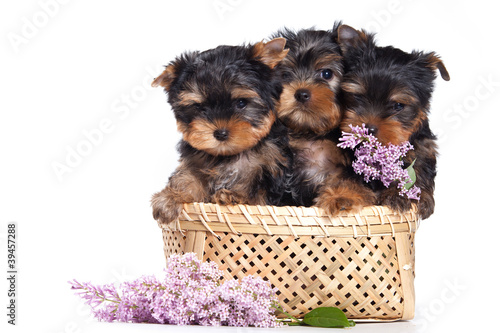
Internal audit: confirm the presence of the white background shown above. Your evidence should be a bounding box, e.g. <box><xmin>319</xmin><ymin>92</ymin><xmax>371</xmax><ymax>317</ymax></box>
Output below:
<box><xmin>1</xmin><ymin>0</ymin><xmax>499</xmax><ymax>332</ymax></box>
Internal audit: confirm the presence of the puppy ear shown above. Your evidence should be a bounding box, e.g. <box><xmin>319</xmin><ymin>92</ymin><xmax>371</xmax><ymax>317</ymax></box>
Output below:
<box><xmin>252</xmin><ymin>38</ymin><xmax>289</xmax><ymax>69</ymax></box>
<box><xmin>152</xmin><ymin>52</ymin><xmax>198</xmax><ymax>90</ymax></box>
<box><xmin>151</xmin><ymin>65</ymin><xmax>176</xmax><ymax>89</ymax></box>
<box><xmin>331</xmin><ymin>20</ymin><xmax>343</xmax><ymax>40</ymax></box>
<box><xmin>332</xmin><ymin>20</ymin><xmax>343</xmax><ymax>32</ymax></box>
<box><xmin>425</xmin><ymin>53</ymin><xmax>450</xmax><ymax>81</ymax></box>
<box><xmin>337</xmin><ymin>24</ymin><xmax>369</xmax><ymax>53</ymax></box>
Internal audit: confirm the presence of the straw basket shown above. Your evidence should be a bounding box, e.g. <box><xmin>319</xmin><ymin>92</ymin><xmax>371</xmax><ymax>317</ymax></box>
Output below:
<box><xmin>160</xmin><ymin>203</ymin><xmax>418</xmax><ymax>321</ymax></box>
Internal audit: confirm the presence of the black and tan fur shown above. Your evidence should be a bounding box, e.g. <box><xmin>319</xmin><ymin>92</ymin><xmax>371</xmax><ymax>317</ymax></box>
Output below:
<box><xmin>151</xmin><ymin>39</ymin><xmax>291</xmax><ymax>224</ymax></box>
<box><xmin>335</xmin><ymin>24</ymin><xmax>450</xmax><ymax>219</ymax></box>
<box><xmin>272</xmin><ymin>23</ymin><xmax>376</xmax><ymax>214</ymax></box>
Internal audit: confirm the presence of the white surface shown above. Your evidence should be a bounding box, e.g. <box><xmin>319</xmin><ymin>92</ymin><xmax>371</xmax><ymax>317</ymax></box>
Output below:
<box><xmin>67</xmin><ymin>321</ymin><xmax>419</xmax><ymax>332</ymax></box>
<box><xmin>1</xmin><ymin>1</ymin><xmax>499</xmax><ymax>333</ymax></box>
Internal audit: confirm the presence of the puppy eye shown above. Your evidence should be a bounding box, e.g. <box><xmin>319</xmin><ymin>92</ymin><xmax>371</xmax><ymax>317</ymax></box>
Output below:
<box><xmin>235</xmin><ymin>98</ymin><xmax>248</xmax><ymax>109</ymax></box>
<box><xmin>281</xmin><ymin>72</ymin><xmax>292</xmax><ymax>80</ymax></box>
<box><xmin>320</xmin><ymin>69</ymin><xmax>334</xmax><ymax>80</ymax></box>
<box><xmin>193</xmin><ymin>103</ymin><xmax>202</xmax><ymax>110</ymax></box>
<box><xmin>393</xmin><ymin>103</ymin><xmax>405</xmax><ymax>111</ymax></box>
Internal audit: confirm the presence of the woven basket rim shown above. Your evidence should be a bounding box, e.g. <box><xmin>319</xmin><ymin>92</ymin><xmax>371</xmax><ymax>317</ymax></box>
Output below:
<box><xmin>160</xmin><ymin>203</ymin><xmax>419</xmax><ymax>238</ymax></box>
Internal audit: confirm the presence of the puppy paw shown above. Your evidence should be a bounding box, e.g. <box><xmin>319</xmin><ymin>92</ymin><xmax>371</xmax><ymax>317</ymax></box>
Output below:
<box><xmin>315</xmin><ymin>194</ymin><xmax>358</xmax><ymax>216</ymax></box>
<box><xmin>211</xmin><ymin>189</ymin><xmax>246</xmax><ymax>205</ymax></box>
<box><xmin>379</xmin><ymin>187</ymin><xmax>413</xmax><ymax>214</ymax></box>
<box><xmin>151</xmin><ymin>191</ymin><xmax>183</xmax><ymax>225</ymax></box>
<box><xmin>315</xmin><ymin>183</ymin><xmax>376</xmax><ymax>216</ymax></box>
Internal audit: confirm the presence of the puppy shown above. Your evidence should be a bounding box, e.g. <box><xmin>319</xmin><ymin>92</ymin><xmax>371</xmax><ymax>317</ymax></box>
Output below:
<box><xmin>151</xmin><ymin>39</ymin><xmax>291</xmax><ymax>225</ymax></box>
<box><xmin>336</xmin><ymin>25</ymin><xmax>450</xmax><ymax>219</ymax></box>
<box><xmin>272</xmin><ymin>23</ymin><xmax>376</xmax><ymax>213</ymax></box>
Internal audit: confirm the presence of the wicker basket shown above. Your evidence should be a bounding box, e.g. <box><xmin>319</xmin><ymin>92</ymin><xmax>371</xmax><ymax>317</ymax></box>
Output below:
<box><xmin>160</xmin><ymin>203</ymin><xmax>418</xmax><ymax>321</ymax></box>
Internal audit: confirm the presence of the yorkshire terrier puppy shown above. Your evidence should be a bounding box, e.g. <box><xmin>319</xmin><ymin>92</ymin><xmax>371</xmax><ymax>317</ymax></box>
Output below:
<box><xmin>272</xmin><ymin>23</ymin><xmax>376</xmax><ymax>213</ymax></box>
<box><xmin>336</xmin><ymin>24</ymin><xmax>450</xmax><ymax>219</ymax></box>
<box><xmin>151</xmin><ymin>39</ymin><xmax>291</xmax><ymax>225</ymax></box>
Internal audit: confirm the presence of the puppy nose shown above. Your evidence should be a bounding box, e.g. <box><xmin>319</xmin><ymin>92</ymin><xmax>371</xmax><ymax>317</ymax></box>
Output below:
<box><xmin>294</xmin><ymin>89</ymin><xmax>311</xmax><ymax>103</ymax></box>
<box><xmin>213</xmin><ymin>129</ymin><xmax>229</xmax><ymax>141</ymax></box>
<box><xmin>367</xmin><ymin>125</ymin><xmax>378</xmax><ymax>136</ymax></box>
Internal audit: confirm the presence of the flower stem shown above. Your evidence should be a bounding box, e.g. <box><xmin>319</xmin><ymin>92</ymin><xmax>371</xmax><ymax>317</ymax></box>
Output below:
<box><xmin>272</xmin><ymin>304</ymin><xmax>302</xmax><ymax>324</ymax></box>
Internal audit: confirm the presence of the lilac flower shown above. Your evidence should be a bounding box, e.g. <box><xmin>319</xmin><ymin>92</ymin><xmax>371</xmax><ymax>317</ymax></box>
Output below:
<box><xmin>338</xmin><ymin>123</ymin><xmax>379</xmax><ymax>149</ymax></box>
<box><xmin>338</xmin><ymin>124</ymin><xmax>420</xmax><ymax>200</ymax></box>
<box><xmin>70</xmin><ymin>253</ymin><xmax>281</xmax><ymax>328</ymax></box>
<box><xmin>400</xmin><ymin>184</ymin><xmax>422</xmax><ymax>201</ymax></box>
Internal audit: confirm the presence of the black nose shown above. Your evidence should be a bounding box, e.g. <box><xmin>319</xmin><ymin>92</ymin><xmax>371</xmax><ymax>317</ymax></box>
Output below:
<box><xmin>213</xmin><ymin>129</ymin><xmax>229</xmax><ymax>141</ymax></box>
<box><xmin>294</xmin><ymin>89</ymin><xmax>311</xmax><ymax>103</ymax></box>
<box><xmin>367</xmin><ymin>125</ymin><xmax>378</xmax><ymax>136</ymax></box>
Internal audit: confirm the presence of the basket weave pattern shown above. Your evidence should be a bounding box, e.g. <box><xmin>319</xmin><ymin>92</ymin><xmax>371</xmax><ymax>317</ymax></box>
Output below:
<box><xmin>161</xmin><ymin>203</ymin><xmax>417</xmax><ymax>320</ymax></box>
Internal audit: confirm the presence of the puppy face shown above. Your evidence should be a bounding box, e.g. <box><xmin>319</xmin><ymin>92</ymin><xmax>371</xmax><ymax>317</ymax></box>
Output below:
<box><xmin>338</xmin><ymin>25</ymin><xmax>450</xmax><ymax>145</ymax></box>
<box><xmin>273</xmin><ymin>24</ymin><xmax>344</xmax><ymax>135</ymax></box>
<box><xmin>152</xmin><ymin>39</ymin><xmax>288</xmax><ymax>156</ymax></box>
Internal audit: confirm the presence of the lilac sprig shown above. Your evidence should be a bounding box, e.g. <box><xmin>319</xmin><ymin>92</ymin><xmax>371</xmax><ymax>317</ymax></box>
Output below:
<box><xmin>70</xmin><ymin>253</ymin><xmax>281</xmax><ymax>328</ymax></box>
<box><xmin>338</xmin><ymin>124</ymin><xmax>421</xmax><ymax>200</ymax></box>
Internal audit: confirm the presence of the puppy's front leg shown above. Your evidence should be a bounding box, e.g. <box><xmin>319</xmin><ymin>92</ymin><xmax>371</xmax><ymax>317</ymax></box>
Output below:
<box><xmin>211</xmin><ymin>189</ymin><xmax>248</xmax><ymax>205</ymax></box>
<box><xmin>315</xmin><ymin>174</ymin><xmax>377</xmax><ymax>216</ymax></box>
<box><xmin>151</xmin><ymin>165</ymin><xmax>207</xmax><ymax>225</ymax></box>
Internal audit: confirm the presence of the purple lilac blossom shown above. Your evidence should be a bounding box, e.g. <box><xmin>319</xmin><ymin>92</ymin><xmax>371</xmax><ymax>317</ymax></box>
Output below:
<box><xmin>338</xmin><ymin>124</ymin><xmax>420</xmax><ymax>200</ymax></box>
<box><xmin>69</xmin><ymin>253</ymin><xmax>281</xmax><ymax>328</ymax></box>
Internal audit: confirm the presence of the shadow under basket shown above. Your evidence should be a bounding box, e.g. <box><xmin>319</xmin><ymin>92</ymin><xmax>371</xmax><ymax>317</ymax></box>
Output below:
<box><xmin>160</xmin><ymin>203</ymin><xmax>418</xmax><ymax>321</ymax></box>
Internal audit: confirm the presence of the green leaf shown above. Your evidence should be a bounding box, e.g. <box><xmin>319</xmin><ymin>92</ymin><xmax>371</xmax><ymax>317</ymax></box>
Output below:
<box><xmin>302</xmin><ymin>307</ymin><xmax>355</xmax><ymax>328</ymax></box>
<box><xmin>284</xmin><ymin>321</ymin><xmax>303</xmax><ymax>326</ymax></box>
<box><xmin>404</xmin><ymin>159</ymin><xmax>417</xmax><ymax>190</ymax></box>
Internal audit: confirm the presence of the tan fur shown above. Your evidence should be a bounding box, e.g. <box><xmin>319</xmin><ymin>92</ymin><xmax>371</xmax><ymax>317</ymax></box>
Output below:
<box><xmin>315</xmin><ymin>53</ymin><xmax>343</xmax><ymax>69</ymax></box>
<box><xmin>341</xmin><ymin>81</ymin><xmax>366</xmax><ymax>95</ymax></box>
<box><xmin>315</xmin><ymin>177</ymin><xmax>377</xmax><ymax>215</ymax></box>
<box><xmin>426</xmin><ymin>53</ymin><xmax>450</xmax><ymax>81</ymax></box>
<box><xmin>183</xmin><ymin>113</ymin><xmax>275</xmax><ymax>156</ymax></box>
<box><xmin>291</xmin><ymin>137</ymin><xmax>345</xmax><ymax>185</ymax></box>
<box><xmin>278</xmin><ymin>81</ymin><xmax>341</xmax><ymax>134</ymax></box>
<box><xmin>151</xmin><ymin>65</ymin><xmax>176</xmax><ymax>89</ymax></box>
<box><xmin>341</xmin><ymin>112</ymin><xmax>413</xmax><ymax>145</ymax></box>
<box><xmin>178</xmin><ymin>90</ymin><xmax>204</xmax><ymax>106</ymax></box>
<box><xmin>208</xmin><ymin>140</ymin><xmax>286</xmax><ymax>205</ymax></box>
<box><xmin>151</xmin><ymin>162</ymin><xmax>208</xmax><ymax>224</ymax></box>
<box><xmin>152</xmin><ymin>137</ymin><xmax>284</xmax><ymax>222</ymax></box>
<box><xmin>252</xmin><ymin>38</ymin><xmax>289</xmax><ymax>69</ymax></box>
<box><xmin>212</xmin><ymin>189</ymin><xmax>248</xmax><ymax>205</ymax></box>
<box><xmin>390</xmin><ymin>91</ymin><xmax>418</xmax><ymax>105</ymax></box>
<box><xmin>230</xmin><ymin>88</ymin><xmax>260</xmax><ymax>99</ymax></box>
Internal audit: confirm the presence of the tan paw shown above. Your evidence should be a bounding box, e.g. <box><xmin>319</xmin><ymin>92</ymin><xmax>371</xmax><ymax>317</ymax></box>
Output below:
<box><xmin>211</xmin><ymin>189</ymin><xmax>246</xmax><ymax>205</ymax></box>
<box><xmin>315</xmin><ymin>182</ymin><xmax>376</xmax><ymax>216</ymax></box>
<box><xmin>151</xmin><ymin>191</ymin><xmax>183</xmax><ymax>225</ymax></box>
